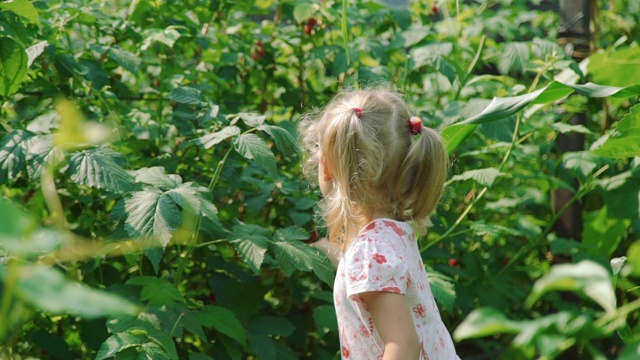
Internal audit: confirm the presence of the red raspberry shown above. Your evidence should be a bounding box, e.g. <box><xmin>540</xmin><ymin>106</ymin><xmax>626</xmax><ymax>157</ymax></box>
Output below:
<box><xmin>431</xmin><ymin>5</ymin><xmax>439</xmax><ymax>14</ymax></box>
<box><xmin>448</xmin><ymin>258</ymin><xmax>459</xmax><ymax>267</ymax></box>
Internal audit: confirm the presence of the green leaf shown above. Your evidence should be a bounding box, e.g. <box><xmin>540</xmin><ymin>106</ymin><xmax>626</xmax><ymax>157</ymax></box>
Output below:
<box><xmin>582</xmin><ymin>206</ymin><xmax>631</xmax><ymax>257</ymax></box>
<box><xmin>25</xmin><ymin>134</ymin><xmax>65</xmax><ymax>180</ymax></box>
<box><xmin>449</xmin><ymin>168</ymin><xmax>503</xmax><ymax>187</ymax></box>
<box><xmin>123</xmin><ymin>188</ymin><xmax>182</xmax><ymax>247</ymax></box>
<box><xmin>234</xmin><ymin>133</ymin><xmax>277</xmax><ymax>175</ymax></box>
<box><xmin>599</xmin><ymin>169</ymin><xmax>640</xmax><ymax>219</ymax></box>
<box><xmin>0</xmin><ymin>0</ymin><xmax>40</xmax><ymax>25</ymax></box>
<box><xmin>498</xmin><ymin>42</ymin><xmax>529</xmax><ymax>75</ymax></box>
<box><xmin>561</xmin><ymin>151</ymin><xmax>601</xmax><ymax>178</ymax></box>
<box><xmin>0</xmin><ymin>129</ymin><xmax>35</xmax><ymax>183</ymax></box>
<box><xmin>9</xmin><ymin>264</ymin><xmax>139</xmax><ymax>318</ymax></box>
<box><xmin>26</xmin><ymin>40</ymin><xmax>48</xmax><ymax>68</ymax></box>
<box><xmin>193</xmin><ymin>126</ymin><xmax>240</xmax><ymax>150</ymax></box>
<box><xmin>453</xmin><ymin>307</ymin><xmax>520</xmax><ymax>341</ymax></box>
<box><xmin>248</xmin><ymin>316</ymin><xmax>295</xmax><ymax>337</ymax></box>
<box><xmin>199</xmin><ymin>305</ymin><xmax>247</xmax><ymax>346</ymax></box>
<box><xmin>525</xmin><ymin>260</ymin><xmax>616</xmax><ymax>313</ymax></box>
<box><xmin>141</xmin><ymin>27</ymin><xmax>181</xmax><ymax>50</ymax></box>
<box><xmin>411</xmin><ymin>43</ymin><xmax>453</xmax><ymax>69</ymax></box>
<box><xmin>443</xmin><ymin>81</ymin><xmax>640</xmax><ymax>153</ymax></box>
<box><xmin>108</xmin><ymin>46</ymin><xmax>141</xmax><ymax>75</ymax></box>
<box><xmin>96</xmin><ymin>332</ymin><xmax>147</xmax><ymax>360</ymax></box>
<box><xmin>258</xmin><ymin>125</ymin><xmax>299</xmax><ymax>157</ymax></box>
<box><xmin>593</xmin><ymin>104</ymin><xmax>640</xmax><ymax>158</ymax></box>
<box><xmin>588</xmin><ymin>47</ymin><xmax>640</xmax><ymax>87</ymax></box>
<box><xmin>552</xmin><ymin>122</ymin><xmax>592</xmax><ymax>135</ymax></box>
<box><xmin>627</xmin><ymin>241</ymin><xmax>640</xmax><ymax>277</ymax></box>
<box><xmin>68</xmin><ymin>147</ymin><xmax>135</xmax><ymax>193</ymax></box>
<box><xmin>126</xmin><ymin>276</ymin><xmax>185</xmax><ymax>307</ymax></box>
<box><xmin>0</xmin><ymin>197</ymin><xmax>32</xmax><ymax>239</ymax></box>
<box><xmin>0</xmin><ymin>37</ymin><xmax>28</xmax><ymax>96</ymax></box>
<box><xmin>272</xmin><ymin>227</ymin><xmax>334</xmax><ymax>285</ymax></box>
<box><xmin>341</xmin><ymin>0</ymin><xmax>350</xmax><ymax>64</ymax></box>
<box><xmin>312</xmin><ymin>305</ymin><xmax>338</xmax><ymax>336</ymax></box>
<box><xmin>619</xmin><ymin>341</ymin><xmax>640</xmax><ymax>360</ymax></box>
<box><xmin>167</xmin><ymin>86</ymin><xmax>203</xmax><ymax>105</ymax></box>
<box><xmin>228</xmin><ymin>222</ymin><xmax>270</xmax><ymax>273</ymax></box>
<box><xmin>132</xmin><ymin>166</ymin><xmax>182</xmax><ymax>190</ymax></box>
<box><xmin>426</xmin><ymin>269</ymin><xmax>456</xmax><ymax>312</ymax></box>
<box><xmin>293</xmin><ymin>3</ymin><xmax>319</xmax><ymax>23</ymax></box>
<box><xmin>248</xmin><ymin>334</ymin><xmax>275</xmax><ymax>360</ymax></box>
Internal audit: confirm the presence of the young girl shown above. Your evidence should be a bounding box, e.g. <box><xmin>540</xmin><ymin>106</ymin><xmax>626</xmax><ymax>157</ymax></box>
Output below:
<box><xmin>300</xmin><ymin>89</ymin><xmax>459</xmax><ymax>360</ymax></box>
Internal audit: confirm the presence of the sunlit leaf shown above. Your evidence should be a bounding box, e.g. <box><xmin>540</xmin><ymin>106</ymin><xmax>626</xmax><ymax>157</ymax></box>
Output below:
<box><xmin>525</xmin><ymin>260</ymin><xmax>616</xmax><ymax>313</ymax></box>
<box><xmin>498</xmin><ymin>42</ymin><xmax>529</xmax><ymax>75</ymax></box>
<box><xmin>453</xmin><ymin>307</ymin><xmax>520</xmax><ymax>341</ymax></box>
<box><xmin>593</xmin><ymin>104</ymin><xmax>640</xmax><ymax>159</ymax></box>
<box><xmin>167</xmin><ymin>86</ymin><xmax>203</xmax><ymax>105</ymax></box>
<box><xmin>234</xmin><ymin>133</ymin><xmax>277</xmax><ymax>175</ymax></box>
<box><xmin>582</xmin><ymin>206</ymin><xmax>630</xmax><ymax>257</ymax></box>
<box><xmin>108</xmin><ymin>46</ymin><xmax>141</xmax><ymax>75</ymax></box>
<box><xmin>8</xmin><ymin>264</ymin><xmax>139</xmax><ymax>318</ymax></box>
<box><xmin>228</xmin><ymin>222</ymin><xmax>270</xmax><ymax>273</ymax></box>
<box><xmin>68</xmin><ymin>147</ymin><xmax>135</xmax><ymax>193</ymax></box>
<box><xmin>449</xmin><ymin>167</ymin><xmax>503</xmax><ymax>187</ymax></box>
<box><xmin>0</xmin><ymin>0</ymin><xmax>40</xmax><ymax>25</ymax></box>
<box><xmin>193</xmin><ymin>126</ymin><xmax>240</xmax><ymax>150</ymax></box>
<box><xmin>0</xmin><ymin>129</ymin><xmax>35</xmax><ymax>183</ymax></box>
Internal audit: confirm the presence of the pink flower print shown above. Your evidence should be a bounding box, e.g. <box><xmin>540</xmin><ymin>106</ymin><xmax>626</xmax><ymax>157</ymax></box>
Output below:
<box><xmin>372</xmin><ymin>253</ymin><xmax>387</xmax><ymax>264</ymax></box>
<box><xmin>413</xmin><ymin>303</ymin><xmax>427</xmax><ymax>318</ymax></box>
<box><xmin>359</xmin><ymin>323</ymin><xmax>369</xmax><ymax>336</ymax></box>
<box><xmin>381</xmin><ymin>286</ymin><xmax>401</xmax><ymax>293</ymax></box>
<box><xmin>365</xmin><ymin>222</ymin><xmax>376</xmax><ymax>232</ymax></box>
<box><xmin>342</xmin><ymin>346</ymin><xmax>350</xmax><ymax>358</ymax></box>
<box><xmin>383</xmin><ymin>220</ymin><xmax>407</xmax><ymax>236</ymax></box>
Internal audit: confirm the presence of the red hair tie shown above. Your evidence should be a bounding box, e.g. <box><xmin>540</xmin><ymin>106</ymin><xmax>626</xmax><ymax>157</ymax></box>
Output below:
<box><xmin>409</xmin><ymin>116</ymin><xmax>422</xmax><ymax>135</ymax></box>
<box><xmin>352</xmin><ymin>107</ymin><xmax>363</xmax><ymax>119</ymax></box>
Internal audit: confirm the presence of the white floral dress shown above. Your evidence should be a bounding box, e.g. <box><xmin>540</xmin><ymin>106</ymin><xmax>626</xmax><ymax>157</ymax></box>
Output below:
<box><xmin>334</xmin><ymin>219</ymin><xmax>459</xmax><ymax>360</ymax></box>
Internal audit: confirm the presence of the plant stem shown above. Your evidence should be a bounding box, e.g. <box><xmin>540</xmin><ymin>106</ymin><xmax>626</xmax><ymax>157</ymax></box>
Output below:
<box><xmin>168</xmin><ymin>312</ymin><xmax>185</xmax><ymax>338</ymax></box>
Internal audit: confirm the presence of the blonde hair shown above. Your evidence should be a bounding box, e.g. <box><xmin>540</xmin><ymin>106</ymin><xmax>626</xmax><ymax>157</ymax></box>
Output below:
<box><xmin>300</xmin><ymin>89</ymin><xmax>448</xmax><ymax>251</ymax></box>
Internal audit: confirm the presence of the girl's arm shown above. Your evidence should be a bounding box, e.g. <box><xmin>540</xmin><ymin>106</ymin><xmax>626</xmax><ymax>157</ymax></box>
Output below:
<box><xmin>310</xmin><ymin>237</ymin><xmax>341</xmax><ymax>268</ymax></box>
<box><xmin>359</xmin><ymin>291</ymin><xmax>420</xmax><ymax>360</ymax></box>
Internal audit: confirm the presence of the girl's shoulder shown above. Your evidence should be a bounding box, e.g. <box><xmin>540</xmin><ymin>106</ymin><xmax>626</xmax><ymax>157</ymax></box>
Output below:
<box><xmin>359</xmin><ymin>218</ymin><xmax>413</xmax><ymax>238</ymax></box>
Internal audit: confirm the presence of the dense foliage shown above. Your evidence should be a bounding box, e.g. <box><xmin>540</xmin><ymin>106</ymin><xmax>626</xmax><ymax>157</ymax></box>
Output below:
<box><xmin>1</xmin><ymin>0</ymin><xmax>640</xmax><ymax>359</ymax></box>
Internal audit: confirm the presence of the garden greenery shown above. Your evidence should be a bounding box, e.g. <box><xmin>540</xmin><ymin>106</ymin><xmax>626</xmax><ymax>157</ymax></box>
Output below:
<box><xmin>1</xmin><ymin>0</ymin><xmax>640</xmax><ymax>359</ymax></box>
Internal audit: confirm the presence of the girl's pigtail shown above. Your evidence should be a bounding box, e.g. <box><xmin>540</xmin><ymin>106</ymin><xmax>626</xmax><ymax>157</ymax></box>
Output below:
<box><xmin>398</xmin><ymin>123</ymin><xmax>448</xmax><ymax>232</ymax></box>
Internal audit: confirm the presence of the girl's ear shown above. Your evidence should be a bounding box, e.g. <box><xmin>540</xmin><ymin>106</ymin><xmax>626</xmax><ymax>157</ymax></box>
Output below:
<box><xmin>320</xmin><ymin>154</ymin><xmax>333</xmax><ymax>181</ymax></box>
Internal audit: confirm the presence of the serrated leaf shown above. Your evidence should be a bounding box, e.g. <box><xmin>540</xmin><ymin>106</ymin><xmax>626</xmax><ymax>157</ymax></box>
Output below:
<box><xmin>561</xmin><ymin>151</ymin><xmax>601</xmax><ymax>177</ymax></box>
<box><xmin>228</xmin><ymin>222</ymin><xmax>270</xmax><ymax>273</ymax></box>
<box><xmin>194</xmin><ymin>126</ymin><xmax>240</xmax><ymax>149</ymax></box>
<box><xmin>0</xmin><ymin>0</ymin><xmax>40</xmax><ymax>25</ymax></box>
<box><xmin>131</xmin><ymin>166</ymin><xmax>182</xmax><ymax>190</ymax></box>
<box><xmin>127</xmin><ymin>276</ymin><xmax>185</xmax><ymax>307</ymax></box>
<box><xmin>68</xmin><ymin>147</ymin><xmax>135</xmax><ymax>193</ymax></box>
<box><xmin>199</xmin><ymin>305</ymin><xmax>247</xmax><ymax>346</ymax></box>
<box><xmin>411</xmin><ymin>43</ymin><xmax>453</xmax><ymax>70</ymax></box>
<box><xmin>141</xmin><ymin>27</ymin><xmax>181</xmax><ymax>50</ymax></box>
<box><xmin>588</xmin><ymin>46</ymin><xmax>640</xmax><ymax>87</ymax></box>
<box><xmin>498</xmin><ymin>42</ymin><xmax>529</xmax><ymax>75</ymax></box>
<box><xmin>593</xmin><ymin>104</ymin><xmax>640</xmax><ymax>158</ymax></box>
<box><xmin>453</xmin><ymin>307</ymin><xmax>520</xmax><ymax>341</ymax></box>
<box><xmin>525</xmin><ymin>260</ymin><xmax>616</xmax><ymax>313</ymax></box>
<box><xmin>108</xmin><ymin>46</ymin><xmax>141</xmax><ymax>75</ymax></box>
<box><xmin>272</xmin><ymin>227</ymin><xmax>334</xmax><ymax>285</ymax></box>
<box><xmin>238</xmin><ymin>113</ymin><xmax>266</xmax><ymax>127</ymax></box>
<box><xmin>9</xmin><ymin>264</ymin><xmax>139</xmax><ymax>319</ymax></box>
<box><xmin>449</xmin><ymin>168</ymin><xmax>503</xmax><ymax>187</ymax></box>
<box><xmin>552</xmin><ymin>122</ymin><xmax>592</xmax><ymax>134</ymax></box>
<box><xmin>26</xmin><ymin>40</ymin><xmax>48</xmax><ymax>68</ymax></box>
<box><xmin>167</xmin><ymin>86</ymin><xmax>203</xmax><ymax>105</ymax></box>
<box><xmin>96</xmin><ymin>332</ymin><xmax>147</xmax><ymax>360</ymax></box>
<box><xmin>258</xmin><ymin>125</ymin><xmax>299</xmax><ymax>157</ymax></box>
<box><xmin>0</xmin><ymin>129</ymin><xmax>35</xmax><ymax>183</ymax></box>
<box><xmin>123</xmin><ymin>188</ymin><xmax>182</xmax><ymax>248</ymax></box>
<box><xmin>234</xmin><ymin>133</ymin><xmax>277</xmax><ymax>175</ymax></box>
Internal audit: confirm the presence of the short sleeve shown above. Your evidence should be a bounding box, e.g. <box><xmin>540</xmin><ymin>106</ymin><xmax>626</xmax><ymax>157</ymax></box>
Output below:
<box><xmin>343</xmin><ymin>230</ymin><xmax>409</xmax><ymax>299</ymax></box>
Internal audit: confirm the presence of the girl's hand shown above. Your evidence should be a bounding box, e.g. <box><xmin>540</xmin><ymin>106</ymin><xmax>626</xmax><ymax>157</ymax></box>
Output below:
<box><xmin>359</xmin><ymin>291</ymin><xmax>420</xmax><ymax>360</ymax></box>
<box><xmin>310</xmin><ymin>237</ymin><xmax>340</xmax><ymax>268</ymax></box>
